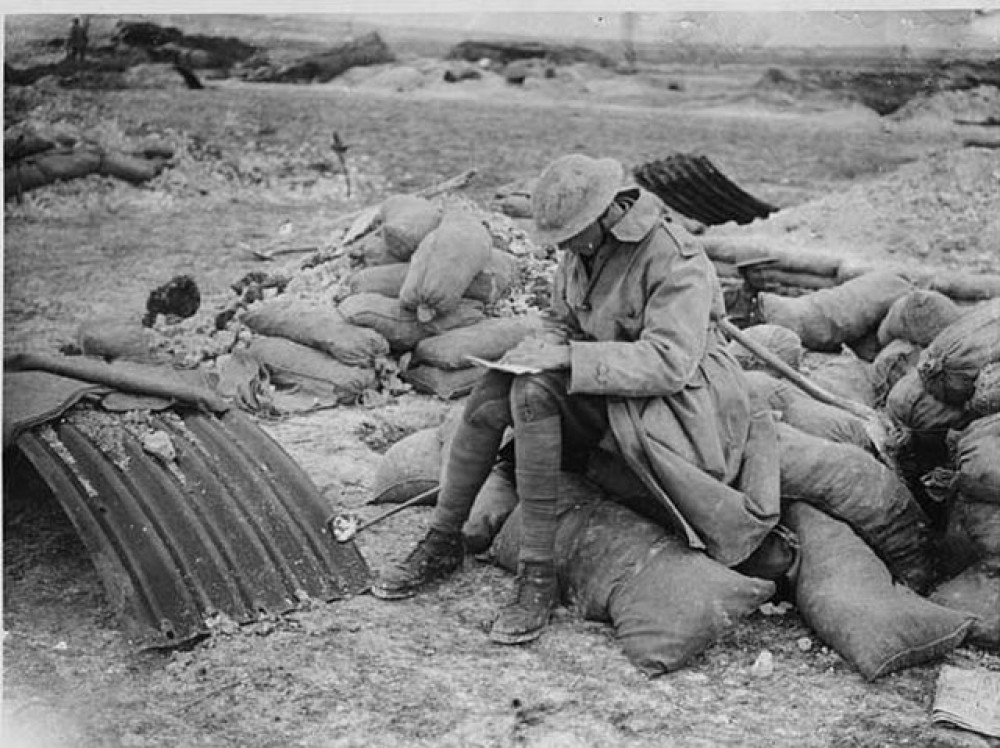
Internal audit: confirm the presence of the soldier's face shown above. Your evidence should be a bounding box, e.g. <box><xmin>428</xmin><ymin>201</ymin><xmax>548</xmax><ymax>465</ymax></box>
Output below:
<box><xmin>558</xmin><ymin>221</ymin><xmax>604</xmax><ymax>257</ymax></box>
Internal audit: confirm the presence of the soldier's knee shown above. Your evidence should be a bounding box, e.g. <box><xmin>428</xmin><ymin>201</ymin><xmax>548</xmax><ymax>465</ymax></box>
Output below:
<box><xmin>511</xmin><ymin>375</ymin><xmax>561</xmax><ymax>423</ymax></box>
<box><xmin>462</xmin><ymin>371</ymin><xmax>513</xmax><ymax>430</ymax></box>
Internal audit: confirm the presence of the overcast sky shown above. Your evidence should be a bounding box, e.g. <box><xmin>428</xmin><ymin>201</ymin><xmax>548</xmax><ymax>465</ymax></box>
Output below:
<box><xmin>351</xmin><ymin>9</ymin><xmax>999</xmax><ymax>49</ymax></box>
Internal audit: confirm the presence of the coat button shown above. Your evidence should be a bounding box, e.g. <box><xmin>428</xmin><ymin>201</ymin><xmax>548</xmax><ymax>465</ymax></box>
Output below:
<box><xmin>595</xmin><ymin>362</ymin><xmax>609</xmax><ymax>385</ymax></box>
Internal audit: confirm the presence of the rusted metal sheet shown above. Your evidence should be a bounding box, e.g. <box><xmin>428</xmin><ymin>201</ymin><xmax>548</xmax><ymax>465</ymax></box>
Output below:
<box><xmin>13</xmin><ymin>406</ymin><xmax>371</xmax><ymax>649</ymax></box>
<box><xmin>633</xmin><ymin>154</ymin><xmax>778</xmax><ymax>227</ymax></box>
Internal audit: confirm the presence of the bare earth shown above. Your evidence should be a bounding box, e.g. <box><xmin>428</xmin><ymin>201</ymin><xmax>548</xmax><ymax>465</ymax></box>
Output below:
<box><xmin>4</xmin><ymin>17</ymin><xmax>1000</xmax><ymax>748</ymax></box>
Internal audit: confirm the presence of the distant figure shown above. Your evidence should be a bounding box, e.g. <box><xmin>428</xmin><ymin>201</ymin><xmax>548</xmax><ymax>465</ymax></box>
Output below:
<box><xmin>67</xmin><ymin>18</ymin><xmax>88</xmax><ymax>64</ymax></box>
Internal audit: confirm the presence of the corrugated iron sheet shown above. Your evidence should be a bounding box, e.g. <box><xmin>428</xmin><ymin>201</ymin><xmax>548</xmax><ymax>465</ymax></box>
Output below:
<box><xmin>13</xmin><ymin>407</ymin><xmax>371</xmax><ymax>649</ymax></box>
<box><xmin>633</xmin><ymin>154</ymin><xmax>778</xmax><ymax>227</ymax></box>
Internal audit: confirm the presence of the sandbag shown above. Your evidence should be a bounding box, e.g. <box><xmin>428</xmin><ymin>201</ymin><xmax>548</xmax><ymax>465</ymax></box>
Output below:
<box><xmin>380</xmin><ymin>194</ymin><xmax>443</xmax><ymax>262</ymax></box>
<box><xmin>952</xmin><ymin>413</ymin><xmax>1000</xmax><ymax>504</ymax></box>
<box><xmin>76</xmin><ymin>317</ymin><xmax>157</xmax><ymax>362</ymax></box>
<box><xmin>777</xmin><ymin>422</ymin><xmax>933</xmax><ymax>592</ymax></box>
<box><xmin>242</xmin><ymin>299</ymin><xmax>390</xmax><ymax>366</ymax></box>
<box><xmin>930</xmin><ymin>560</ymin><xmax>1000</xmax><ymax>648</ymax></box>
<box><xmin>933</xmin><ymin>503</ymin><xmax>983</xmax><ymax>586</ymax></box>
<box><xmin>743</xmin><ymin>371</ymin><xmax>871</xmax><ymax>449</ymax></box>
<box><xmin>757</xmin><ymin>271</ymin><xmax>912</xmax><ymax>351</ymax></box>
<box><xmin>847</xmin><ymin>329</ymin><xmax>884</xmax><ymax>363</ymax></box>
<box><xmin>400</xmin><ymin>210</ymin><xmax>492</xmax><ymax>322</ymax></box>
<box><xmin>870</xmin><ymin>338</ymin><xmax>922</xmax><ymax>407</ymax></box>
<box><xmin>367</xmin><ymin>412</ymin><xmax>465</xmax><ymax>504</ymax></box>
<box><xmin>787</xmin><ymin>502</ymin><xmax>974</xmax><ymax>680</ymax></box>
<box><xmin>954</xmin><ymin>498</ymin><xmax>1000</xmax><ymax>558</ymax></box>
<box><xmin>885</xmin><ymin>370</ymin><xmax>971</xmax><ymax>439</ymax></box>
<box><xmin>726</xmin><ymin>324</ymin><xmax>803</xmax><ymax>372</ymax></box>
<box><xmin>490</xmin><ymin>473</ymin><xmax>605</xmax><ymax>575</ymax></box>
<box><xmin>346</xmin><ymin>250</ymin><xmax>520</xmax><ymax>307</ymax></box>
<box><xmin>462</xmin><ymin>460</ymin><xmax>519</xmax><ymax>554</ymax></box>
<box><xmin>969</xmin><ymin>362</ymin><xmax>1000</xmax><ymax>418</ymax></box>
<box><xmin>32</xmin><ymin>148</ymin><xmax>102</xmax><ymax>181</ymax></box>
<box><xmin>98</xmin><ymin>151</ymin><xmax>167</xmax><ymax>183</ymax></box>
<box><xmin>463</xmin><ymin>250</ymin><xmax>521</xmax><ymax>306</ymax></box>
<box><xmin>401</xmin><ymin>364</ymin><xmax>485</xmax><ymax>400</ymax></box>
<box><xmin>338</xmin><ymin>293</ymin><xmax>485</xmax><ymax>353</ymax></box>
<box><xmin>918</xmin><ymin>298</ymin><xmax>1000</xmax><ymax>406</ymax></box>
<box><xmin>609</xmin><ymin>526</ymin><xmax>775</xmax><ymax>677</ymax></box>
<box><xmin>877</xmin><ymin>289</ymin><xmax>962</xmax><ymax>346</ymax></box>
<box><xmin>347</xmin><ymin>263</ymin><xmax>410</xmax><ymax>298</ymax></box>
<box><xmin>412</xmin><ymin>316</ymin><xmax>541</xmax><ymax>370</ymax></box>
<box><xmin>492</xmin><ymin>478</ymin><xmax>775</xmax><ymax>677</ymax></box>
<box><xmin>495</xmin><ymin>193</ymin><xmax>533</xmax><ymax>219</ymax></box>
<box><xmin>802</xmin><ymin>349</ymin><xmax>877</xmax><ymax>408</ymax></box>
<box><xmin>368</xmin><ymin>427</ymin><xmax>441</xmax><ymax>505</ymax></box>
<box><xmin>348</xmin><ymin>231</ymin><xmax>397</xmax><ymax>267</ymax></box>
<box><xmin>246</xmin><ymin>336</ymin><xmax>375</xmax><ymax>405</ymax></box>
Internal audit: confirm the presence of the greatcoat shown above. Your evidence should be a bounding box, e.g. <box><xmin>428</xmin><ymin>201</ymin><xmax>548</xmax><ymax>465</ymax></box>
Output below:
<box><xmin>552</xmin><ymin>187</ymin><xmax>780</xmax><ymax>566</ymax></box>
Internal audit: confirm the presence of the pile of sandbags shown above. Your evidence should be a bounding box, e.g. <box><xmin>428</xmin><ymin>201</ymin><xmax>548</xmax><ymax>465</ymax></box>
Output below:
<box><xmin>237</xmin><ymin>298</ymin><xmax>387</xmax><ymax>408</ymax></box>
<box><xmin>359</xmin><ymin>281</ymin><xmax>998</xmax><ymax>675</ymax></box>
<box><xmin>727</xmin><ymin>292</ymin><xmax>1000</xmax><ymax>652</ymax></box>
<box><xmin>492</xmin><ymin>477</ymin><xmax>777</xmax><ymax>677</ymax></box>
<box><xmin>343</xmin><ymin>194</ymin><xmax>537</xmax><ymax>400</ymax></box>
<box><xmin>6</xmin><ymin>145</ymin><xmax>175</xmax><ymax>200</ymax></box>
<box><xmin>756</xmin><ymin>271</ymin><xmax>913</xmax><ymax>355</ymax></box>
<box><xmin>369</xmin><ymin>415</ymin><xmax>981</xmax><ymax>676</ymax></box>
<box><xmin>224</xmin><ymin>193</ymin><xmax>541</xmax><ymax>407</ymax></box>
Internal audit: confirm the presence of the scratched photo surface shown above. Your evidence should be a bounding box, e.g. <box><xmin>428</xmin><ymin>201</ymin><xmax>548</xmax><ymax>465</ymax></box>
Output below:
<box><xmin>4</xmin><ymin>9</ymin><xmax>1000</xmax><ymax>748</ymax></box>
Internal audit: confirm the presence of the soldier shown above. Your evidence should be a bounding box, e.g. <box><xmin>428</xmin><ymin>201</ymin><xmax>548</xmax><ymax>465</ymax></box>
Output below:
<box><xmin>372</xmin><ymin>154</ymin><xmax>794</xmax><ymax>644</ymax></box>
<box><xmin>67</xmin><ymin>18</ymin><xmax>88</xmax><ymax>64</ymax></box>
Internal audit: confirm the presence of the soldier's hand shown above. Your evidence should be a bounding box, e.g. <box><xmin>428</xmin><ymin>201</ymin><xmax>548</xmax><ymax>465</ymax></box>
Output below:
<box><xmin>500</xmin><ymin>339</ymin><xmax>570</xmax><ymax>371</ymax></box>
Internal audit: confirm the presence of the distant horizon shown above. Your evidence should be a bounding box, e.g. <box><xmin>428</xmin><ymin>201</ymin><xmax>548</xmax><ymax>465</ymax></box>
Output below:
<box><xmin>4</xmin><ymin>9</ymin><xmax>998</xmax><ymax>52</ymax></box>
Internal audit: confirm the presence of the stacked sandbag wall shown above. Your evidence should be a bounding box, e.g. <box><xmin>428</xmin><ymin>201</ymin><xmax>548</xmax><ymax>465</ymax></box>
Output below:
<box><xmin>342</xmin><ymin>194</ymin><xmax>538</xmax><ymax>400</ymax></box>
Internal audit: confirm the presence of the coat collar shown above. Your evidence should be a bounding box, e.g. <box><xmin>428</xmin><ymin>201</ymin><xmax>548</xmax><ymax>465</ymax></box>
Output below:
<box><xmin>607</xmin><ymin>188</ymin><xmax>662</xmax><ymax>243</ymax></box>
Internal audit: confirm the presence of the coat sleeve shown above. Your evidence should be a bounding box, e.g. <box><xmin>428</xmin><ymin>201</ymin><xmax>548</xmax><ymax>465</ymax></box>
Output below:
<box><xmin>568</xmin><ymin>230</ymin><xmax>714</xmax><ymax>396</ymax></box>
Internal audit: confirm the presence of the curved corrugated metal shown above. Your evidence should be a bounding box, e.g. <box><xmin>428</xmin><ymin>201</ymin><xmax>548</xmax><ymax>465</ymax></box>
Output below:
<box><xmin>633</xmin><ymin>154</ymin><xmax>778</xmax><ymax>227</ymax></box>
<box><xmin>13</xmin><ymin>407</ymin><xmax>371</xmax><ymax>649</ymax></box>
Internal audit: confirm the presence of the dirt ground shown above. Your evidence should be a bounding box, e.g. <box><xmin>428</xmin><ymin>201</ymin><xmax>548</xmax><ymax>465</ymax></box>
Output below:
<box><xmin>4</xmin><ymin>15</ymin><xmax>1000</xmax><ymax>748</ymax></box>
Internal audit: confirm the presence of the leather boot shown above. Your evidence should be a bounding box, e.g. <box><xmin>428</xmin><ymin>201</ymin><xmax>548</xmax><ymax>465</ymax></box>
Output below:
<box><xmin>370</xmin><ymin>529</ymin><xmax>464</xmax><ymax>600</ymax></box>
<box><xmin>489</xmin><ymin>560</ymin><xmax>558</xmax><ymax>645</ymax></box>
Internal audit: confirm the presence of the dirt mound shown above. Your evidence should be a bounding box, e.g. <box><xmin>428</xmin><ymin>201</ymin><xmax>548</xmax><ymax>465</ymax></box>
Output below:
<box><xmin>359</xmin><ymin>65</ymin><xmax>426</xmax><ymax>92</ymax></box>
<box><xmin>743</xmin><ymin>67</ymin><xmax>855</xmax><ymax>110</ymax></box>
<box><xmin>754</xmin><ymin>67</ymin><xmax>825</xmax><ymax>96</ymax></box>
<box><xmin>111</xmin><ymin>20</ymin><xmax>257</xmax><ymax>69</ymax></box>
<box><xmin>447</xmin><ymin>39</ymin><xmax>615</xmax><ymax>68</ymax></box>
<box><xmin>120</xmin><ymin>63</ymin><xmax>188</xmax><ymax>89</ymax></box>
<box><xmin>261</xmin><ymin>32</ymin><xmax>395</xmax><ymax>84</ymax></box>
<box><xmin>752</xmin><ymin>60</ymin><xmax>1000</xmax><ymax>117</ymax></box>
<box><xmin>890</xmin><ymin>85</ymin><xmax>1000</xmax><ymax>123</ymax></box>
<box><xmin>709</xmin><ymin>147</ymin><xmax>1000</xmax><ymax>274</ymax></box>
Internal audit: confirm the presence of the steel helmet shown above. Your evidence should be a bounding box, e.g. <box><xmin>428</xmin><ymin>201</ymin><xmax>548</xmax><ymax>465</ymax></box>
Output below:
<box><xmin>531</xmin><ymin>154</ymin><xmax>623</xmax><ymax>245</ymax></box>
